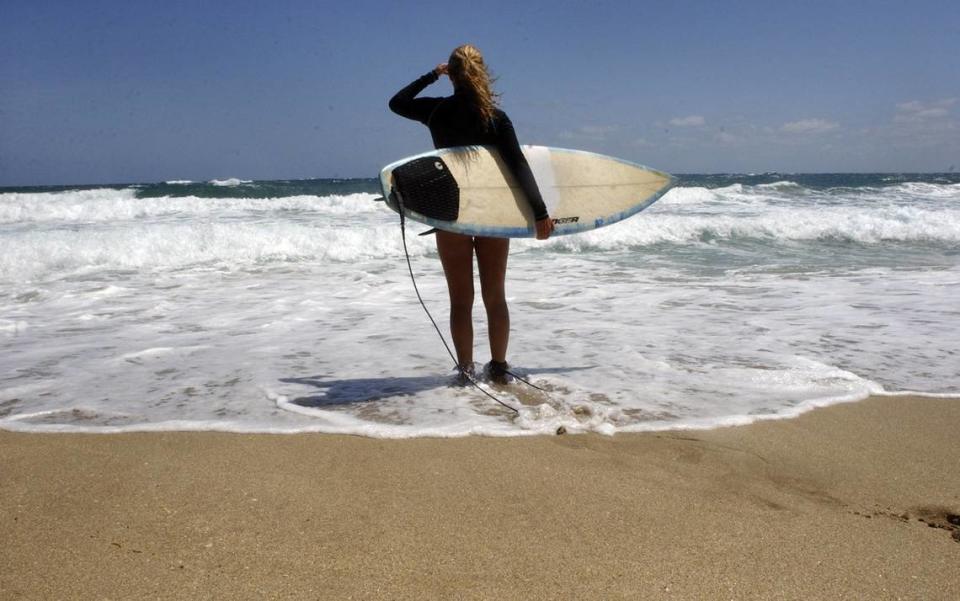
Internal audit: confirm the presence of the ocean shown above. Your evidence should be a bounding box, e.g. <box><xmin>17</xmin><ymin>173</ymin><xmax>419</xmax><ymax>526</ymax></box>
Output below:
<box><xmin>1</xmin><ymin>172</ymin><xmax>958</xmax><ymax>436</ymax></box>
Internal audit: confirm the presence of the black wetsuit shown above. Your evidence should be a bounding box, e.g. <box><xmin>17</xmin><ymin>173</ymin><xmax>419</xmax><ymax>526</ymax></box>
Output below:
<box><xmin>388</xmin><ymin>71</ymin><xmax>549</xmax><ymax>221</ymax></box>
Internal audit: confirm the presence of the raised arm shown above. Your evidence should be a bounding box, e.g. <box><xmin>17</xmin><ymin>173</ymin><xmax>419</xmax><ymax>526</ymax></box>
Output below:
<box><xmin>388</xmin><ymin>70</ymin><xmax>442</xmax><ymax>124</ymax></box>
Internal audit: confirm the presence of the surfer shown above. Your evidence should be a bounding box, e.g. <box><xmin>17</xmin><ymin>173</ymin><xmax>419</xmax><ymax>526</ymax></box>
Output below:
<box><xmin>389</xmin><ymin>44</ymin><xmax>553</xmax><ymax>384</ymax></box>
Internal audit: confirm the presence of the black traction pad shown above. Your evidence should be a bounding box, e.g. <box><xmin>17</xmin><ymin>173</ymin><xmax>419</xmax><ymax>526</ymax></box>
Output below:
<box><xmin>391</xmin><ymin>157</ymin><xmax>460</xmax><ymax>222</ymax></box>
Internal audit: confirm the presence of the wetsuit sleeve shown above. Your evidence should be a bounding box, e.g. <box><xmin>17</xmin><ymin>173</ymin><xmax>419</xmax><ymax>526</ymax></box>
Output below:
<box><xmin>494</xmin><ymin>114</ymin><xmax>549</xmax><ymax>221</ymax></box>
<box><xmin>388</xmin><ymin>71</ymin><xmax>442</xmax><ymax>124</ymax></box>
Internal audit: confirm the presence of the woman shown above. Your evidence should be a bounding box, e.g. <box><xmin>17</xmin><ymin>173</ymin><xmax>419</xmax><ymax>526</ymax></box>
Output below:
<box><xmin>389</xmin><ymin>44</ymin><xmax>553</xmax><ymax>384</ymax></box>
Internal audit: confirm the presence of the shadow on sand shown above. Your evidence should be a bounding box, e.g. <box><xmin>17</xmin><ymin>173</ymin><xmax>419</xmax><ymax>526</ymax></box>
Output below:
<box><xmin>279</xmin><ymin>366</ymin><xmax>590</xmax><ymax>408</ymax></box>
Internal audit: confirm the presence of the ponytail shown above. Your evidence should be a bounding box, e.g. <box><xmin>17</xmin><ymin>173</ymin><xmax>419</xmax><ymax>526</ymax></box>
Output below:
<box><xmin>447</xmin><ymin>44</ymin><xmax>499</xmax><ymax>128</ymax></box>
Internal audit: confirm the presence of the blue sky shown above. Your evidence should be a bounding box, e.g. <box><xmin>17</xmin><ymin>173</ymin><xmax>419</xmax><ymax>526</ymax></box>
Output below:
<box><xmin>1</xmin><ymin>0</ymin><xmax>958</xmax><ymax>185</ymax></box>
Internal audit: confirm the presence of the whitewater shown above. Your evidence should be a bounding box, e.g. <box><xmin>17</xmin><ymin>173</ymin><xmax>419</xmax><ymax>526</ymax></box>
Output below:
<box><xmin>1</xmin><ymin>174</ymin><xmax>958</xmax><ymax>436</ymax></box>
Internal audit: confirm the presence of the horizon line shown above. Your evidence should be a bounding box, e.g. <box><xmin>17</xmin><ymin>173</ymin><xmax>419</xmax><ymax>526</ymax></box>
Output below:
<box><xmin>3</xmin><ymin>170</ymin><xmax>959</xmax><ymax>190</ymax></box>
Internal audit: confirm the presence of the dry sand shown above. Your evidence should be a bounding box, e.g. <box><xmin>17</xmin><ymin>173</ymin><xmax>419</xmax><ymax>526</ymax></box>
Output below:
<box><xmin>2</xmin><ymin>395</ymin><xmax>958</xmax><ymax>600</ymax></box>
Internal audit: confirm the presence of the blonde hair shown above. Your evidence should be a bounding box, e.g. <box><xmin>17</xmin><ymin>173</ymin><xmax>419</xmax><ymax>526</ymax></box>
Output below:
<box><xmin>448</xmin><ymin>44</ymin><xmax>499</xmax><ymax>127</ymax></box>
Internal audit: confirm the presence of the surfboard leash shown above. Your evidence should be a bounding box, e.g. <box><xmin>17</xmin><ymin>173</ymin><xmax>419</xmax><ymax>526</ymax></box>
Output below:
<box><xmin>502</xmin><ymin>368</ymin><xmax>547</xmax><ymax>392</ymax></box>
<box><xmin>395</xmin><ymin>197</ymin><xmax>520</xmax><ymax>415</ymax></box>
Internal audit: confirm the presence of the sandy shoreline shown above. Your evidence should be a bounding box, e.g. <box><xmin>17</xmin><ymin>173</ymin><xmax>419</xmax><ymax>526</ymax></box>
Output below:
<box><xmin>2</xmin><ymin>395</ymin><xmax>958</xmax><ymax>599</ymax></box>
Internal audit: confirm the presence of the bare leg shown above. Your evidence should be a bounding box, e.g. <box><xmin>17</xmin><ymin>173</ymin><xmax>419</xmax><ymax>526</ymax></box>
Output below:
<box><xmin>474</xmin><ymin>236</ymin><xmax>510</xmax><ymax>363</ymax></box>
<box><xmin>436</xmin><ymin>230</ymin><xmax>475</xmax><ymax>368</ymax></box>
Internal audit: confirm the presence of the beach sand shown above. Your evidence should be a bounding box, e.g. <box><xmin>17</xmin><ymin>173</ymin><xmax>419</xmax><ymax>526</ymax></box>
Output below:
<box><xmin>2</xmin><ymin>395</ymin><xmax>958</xmax><ymax>599</ymax></box>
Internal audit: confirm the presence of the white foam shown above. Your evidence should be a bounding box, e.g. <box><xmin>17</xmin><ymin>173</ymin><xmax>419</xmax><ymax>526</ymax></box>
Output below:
<box><xmin>893</xmin><ymin>181</ymin><xmax>960</xmax><ymax>198</ymax></box>
<box><xmin>659</xmin><ymin>185</ymin><xmax>741</xmax><ymax>205</ymax></box>
<box><xmin>3</xmin><ymin>222</ymin><xmax>343</xmax><ymax>281</ymax></box>
<box><xmin>0</xmin><ymin>195</ymin><xmax>406</xmax><ymax>282</ymax></box>
<box><xmin>756</xmin><ymin>180</ymin><xmax>804</xmax><ymax>190</ymax></box>
<box><xmin>514</xmin><ymin>203</ymin><xmax>960</xmax><ymax>253</ymax></box>
<box><xmin>209</xmin><ymin>178</ymin><xmax>252</xmax><ymax>186</ymax></box>
<box><xmin>0</xmin><ymin>190</ymin><xmax>382</xmax><ymax>224</ymax></box>
<box><xmin>0</xmin><ymin>319</ymin><xmax>29</xmax><ymax>335</ymax></box>
<box><xmin>2</xmin><ymin>180</ymin><xmax>958</xmax><ymax>437</ymax></box>
<box><xmin>0</xmin><ymin>188</ymin><xmax>138</xmax><ymax>223</ymax></box>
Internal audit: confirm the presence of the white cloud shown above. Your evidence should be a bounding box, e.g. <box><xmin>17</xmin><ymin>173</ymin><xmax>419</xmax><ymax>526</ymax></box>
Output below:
<box><xmin>714</xmin><ymin>131</ymin><xmax>737</xmax><ymax>144</ymax></box>
<box><xmin>669</xmin><ymin>115</ymin><xmax>705</xmax><ymax>127</ymax></box>
<box><xmin>894</xmin><ymin>98</ymin><xmax>956</xmax><ymax>123</ymax></box>
<box><xmin>781</xmin><ymin>118</ymin><xmax>839</xmax><ymax>134</ymax></box>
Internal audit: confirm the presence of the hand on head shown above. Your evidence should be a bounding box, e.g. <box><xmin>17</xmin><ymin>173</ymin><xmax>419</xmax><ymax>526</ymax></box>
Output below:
<box><xmin>435</xmin><ymin>63</ymin><xmax>449</xmax><ymax>76</ymax></box>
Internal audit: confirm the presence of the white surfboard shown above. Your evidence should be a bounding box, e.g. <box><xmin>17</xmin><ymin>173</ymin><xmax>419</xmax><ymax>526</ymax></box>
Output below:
<box><xmin>378</xmin><ymin>145</ymin><xmax>674</xmax><ymax>237</ymax></box>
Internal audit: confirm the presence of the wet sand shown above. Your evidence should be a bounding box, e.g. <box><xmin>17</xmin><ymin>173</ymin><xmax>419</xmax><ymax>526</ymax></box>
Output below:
<box><xmin>2</xmin><ymin>395</ymin><xmax>958</xmax><ymax>599</ymax></box>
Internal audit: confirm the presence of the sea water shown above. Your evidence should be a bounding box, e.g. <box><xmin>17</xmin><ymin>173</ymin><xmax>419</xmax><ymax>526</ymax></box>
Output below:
<box><xmin>1</xmin><ymin>174</ymin><xmax>958</xmax><ymax>436</ymax></box>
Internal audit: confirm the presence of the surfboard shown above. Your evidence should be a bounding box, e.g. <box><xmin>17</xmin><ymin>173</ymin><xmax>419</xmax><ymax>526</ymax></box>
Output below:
<box><xmin>378</xmin><ymin>145</ymin><xmax>674</xmax><ymax>237</ymax></box>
